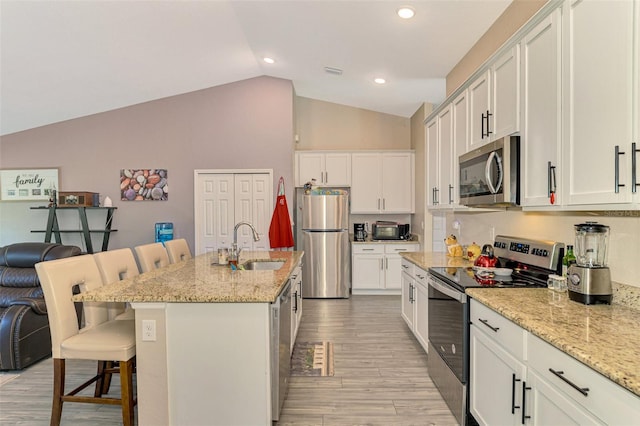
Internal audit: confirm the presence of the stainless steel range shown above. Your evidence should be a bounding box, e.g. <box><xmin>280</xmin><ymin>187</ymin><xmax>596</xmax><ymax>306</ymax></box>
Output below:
<box><xmin>427</xmin><ymin>235</ymin><xmax>564</xmax><ymax>425</ymax></box>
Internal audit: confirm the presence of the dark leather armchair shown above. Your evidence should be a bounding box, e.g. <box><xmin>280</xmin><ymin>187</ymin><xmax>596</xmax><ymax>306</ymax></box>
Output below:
<box><xmin>0</xmin><ymin>242</ymin><xmax>81</xmax><ymax>370</ymax></box>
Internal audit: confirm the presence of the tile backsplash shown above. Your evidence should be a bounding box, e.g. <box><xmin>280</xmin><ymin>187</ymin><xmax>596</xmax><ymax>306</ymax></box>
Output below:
<box><xmin>434</xmin><ymin>210</ymin><xmax>640</xmax><ymax>289</ymax></box>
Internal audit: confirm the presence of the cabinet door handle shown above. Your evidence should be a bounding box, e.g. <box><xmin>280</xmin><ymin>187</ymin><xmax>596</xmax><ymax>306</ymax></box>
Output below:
<box><xmin>434</xmin><ymin>187</ymin><xmax>439</xmax><ymax>205</ymax></box>
<box><xmin>402</xmin><ymin>264</ymin><xmax>409</xmax><ymax>269</ymax></box>
<box><xmin>362</xmin><ymin>248</ymin><xmax>375</xmax><ymax>251</ymax></box>
<box><xmin>416</xmin><ymin>273</ymin><xmax>425</xmax><ymax>280</ymax></box>
<box><xmin>548</xmin><ymin>161</ymin><xmax>557</xmax><ymax>204</ymax></box>
<box><xmin>380</xmin><ymin>259</ymin><xmax>384</xmax><ymax>270</ymax></box>
<box><xmin>481</xmin><ymin>112</ymin><xmax>486</xmax><ymax>138</ymax></box>
<box><xmin>382</xmin><ymin>198</ymin><xmax>385</xmax><ymax>210</ymax></box>
<box><xmin>486</xmin><ymin>110</ymin><xmax>493</xmax><ymax>136</ymax></box>
<box><xmin>522</xmin><ymin>381</ymin><xmax>531</xmax><ymax>424</ymax></box>
<box><xmin>293</xmin><ymin>291</ymin><xmax>298</xmax><ymax>313</ymax></box>
<box><xmin>512</xmin><ymin>374</ymin><xmax>521</xmax><ymax>414</ymax></box>
<box><xmin>409</xmin><ymin>283</ymin><xmax>414</xmax><ymax>302</ymax></box>
<box><xmin>378</xmin><ymin>198</ymin><xmax>381</xmax><ymax>209</ymax></box>
<box><xmin>448</xmin><ymin>184</ymin><xmax>453</xmax><ymax>204</ymax></box>
<box><xmin>615</xmin><ymin>145</ymin><xmax>626</xmax><ymax>193</ymax></box>
<box><xmin>632</xmin><ymin>142</ymin><xmax>639</xmax><ymax>193</ymax></box>
<box><xmin>478</xmin><ymin>318</ymin><xmax>500</xmax><ymax>332</ymax></box>
<box><xmin>548</xmin><ymin>368</ymin><xmax>589</xmax><ymax>396</ymax></box>
<box><xmin>325</xmin><ymin>171</ymin><xmax>328</xmax><ymax>183</ymax></box>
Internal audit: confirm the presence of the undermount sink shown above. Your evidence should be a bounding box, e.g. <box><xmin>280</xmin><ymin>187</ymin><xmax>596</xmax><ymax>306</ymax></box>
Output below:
<box><xmin>241</xmin><ymin>260</ymin><xmax>285</xmax><ymax>271</ymax></box>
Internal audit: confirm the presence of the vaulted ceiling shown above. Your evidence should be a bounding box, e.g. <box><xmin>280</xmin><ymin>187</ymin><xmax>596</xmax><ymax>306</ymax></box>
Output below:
<box><xmin>0</xmin><ymin>0</ymin><xmax>511</xmax><ymax>136</ymax></box>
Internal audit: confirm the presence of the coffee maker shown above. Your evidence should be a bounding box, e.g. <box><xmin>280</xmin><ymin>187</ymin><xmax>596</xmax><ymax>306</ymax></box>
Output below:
<box><xmin>567</xmin><ymin>222</ymin><xmax>612</xmax><ymax>304</ymax></box>
<box><xmin>354</xmin><ymin>223</ymin><xmax>367</xmax><ymax>242</ymax></box>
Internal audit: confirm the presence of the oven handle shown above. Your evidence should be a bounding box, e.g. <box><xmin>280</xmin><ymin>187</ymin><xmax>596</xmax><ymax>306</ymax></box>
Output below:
<box><xmin>429</xmin><ymin>277</ymin><xmax>466</xmax><ymax>303</ymax></box>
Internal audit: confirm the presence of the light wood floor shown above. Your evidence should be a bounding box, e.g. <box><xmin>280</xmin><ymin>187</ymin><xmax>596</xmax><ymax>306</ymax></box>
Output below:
<box><xmin>277</xmin><ymin>295</ymin><xmax>457</xmax><ymax>426</ymax></box>
<box><xmin>0</xmin><ymin>295</ymin><xmax>457</xmax><ymax>425</ymax></box>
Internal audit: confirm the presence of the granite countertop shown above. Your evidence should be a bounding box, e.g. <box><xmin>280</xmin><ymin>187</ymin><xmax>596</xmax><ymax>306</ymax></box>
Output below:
<box><xmin>466</xmin><ymin>288</ymin><xmax>640</xmax><ymax>397</ymax></box>
<box><xmin>400</xmin><ymin>251</ymin><xmax>473</xmax><ymax>269</ymax></box>
<box><xmin>73</xmin><ymin>251</ymin><xmax>304</xmax><ymax>304</ymax></box>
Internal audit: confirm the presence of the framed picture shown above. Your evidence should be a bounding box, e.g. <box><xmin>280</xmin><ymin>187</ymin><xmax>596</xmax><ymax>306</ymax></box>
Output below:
<box><xmin>120</xmin><ymin>169</ymin><xmax>168</xmax><ymax>201</ymax></box>
<box><xmin>0</xmin><ymin>168</ymin><xmax>60</xmax><ymax>201</ymax></box>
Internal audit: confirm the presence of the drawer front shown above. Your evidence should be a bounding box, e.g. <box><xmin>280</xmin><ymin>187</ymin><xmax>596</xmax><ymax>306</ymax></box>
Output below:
<box><xmin>470</xmin><ymin>300</ymin><xmax>526</xmax><ymax>360</ymax></box>
<box><xmin>414</xmin><ymin>267</ymin><xmax>428</xmax><ymax>286</ymax></box>
<box><xmin>400</xmin><ymin>258</ymin><xmax>414</xmax><ymax>277</ymax></box>
<box><xmin>384</xmin><ymin>243</ymin><xmax>419</xmax><ymax>254</ymax></box>
<box><xmin>352</xmin><ymin>244</ymin><xmax>385</xmax><ymax>254</ymax></box>
<box><xmin>528</xmin><ymin>334</ymin><xmax>640</xmax><ymax>425</ymax></box>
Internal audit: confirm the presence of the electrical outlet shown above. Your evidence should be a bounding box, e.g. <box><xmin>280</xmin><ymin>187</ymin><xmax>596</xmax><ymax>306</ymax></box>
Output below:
<box><xmin>142</xmin><ymin>319</ymin><xmax>156</xmax><ymax>342</ymax></box>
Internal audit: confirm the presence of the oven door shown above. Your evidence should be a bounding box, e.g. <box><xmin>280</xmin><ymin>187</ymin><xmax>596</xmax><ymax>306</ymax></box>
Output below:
<box><xmin>428</xmin><ymin>274</ymin><xmax>468</xmax><ymax>383</ymax></box>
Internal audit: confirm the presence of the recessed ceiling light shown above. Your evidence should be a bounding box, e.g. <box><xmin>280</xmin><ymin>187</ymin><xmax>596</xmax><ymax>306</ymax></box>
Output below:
<box><xmin>324</xmin><ymin>66</ymin><xmax>343</xmax><ymax>75</ymax></box>
<box><xmin>397</xmin><ymin>6</ymin><xmax>415</xmax><ymax>19</ymax></box>
<box><xmin>263</xmin><ymin>57</ymin><xmax>275</xmax><ymax>64</ymax></box>
<box><xmin>374</xmin><ymin>78</ymin><xmax>386</xmax><ymax>84</ymax></box>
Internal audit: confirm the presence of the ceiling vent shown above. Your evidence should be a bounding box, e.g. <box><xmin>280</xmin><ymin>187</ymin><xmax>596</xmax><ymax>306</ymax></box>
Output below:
<box><xmin>324</xmin><ymin>66</ymin><xmax>343</xmax><ymax>75</ymax></box>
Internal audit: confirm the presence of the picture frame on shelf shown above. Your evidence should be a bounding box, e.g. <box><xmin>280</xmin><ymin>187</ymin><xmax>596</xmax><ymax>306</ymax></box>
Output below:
<box><xmin>0</xmin><ymin>168</ymin><xmax>59</xmax><ymax>202</ymax></box>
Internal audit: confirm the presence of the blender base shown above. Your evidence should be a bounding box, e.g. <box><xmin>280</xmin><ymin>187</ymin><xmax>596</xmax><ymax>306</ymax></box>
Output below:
<box><xmin>568</xmin><ymin>290</ymin><xmax>612</xmax><ymax>305</ymax></box>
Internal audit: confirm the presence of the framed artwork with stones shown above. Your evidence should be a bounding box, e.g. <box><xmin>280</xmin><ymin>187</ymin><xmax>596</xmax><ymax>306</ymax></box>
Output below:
<box><xmin>120</xmin><ymin>169</ymin><xmax>168</xmax><ymax>201</ymax></box>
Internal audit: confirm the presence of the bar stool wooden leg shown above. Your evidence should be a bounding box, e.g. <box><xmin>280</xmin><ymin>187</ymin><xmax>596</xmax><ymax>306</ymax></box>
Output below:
<box><xmin>120</xmin><ymin>358</ymin><xmax>135</xmax><ymax>426</ymax></box>
<box><xmin>51</xmin><ymin>359</ymin><xmax>65</xmax><ymax>426</ymax></box>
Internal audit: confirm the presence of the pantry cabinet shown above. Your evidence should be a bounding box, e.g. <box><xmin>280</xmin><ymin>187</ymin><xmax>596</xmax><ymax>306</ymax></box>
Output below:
<box><xmin>563</xmin><ymin>0</ymin><xmax>637</xmax><ymax>205</ymax></box>
<box><xmin>521</xmin><ymin>9</ymin><xmax>562</xmax><ymax>207</ymax></box>
<box><xmin>350</xmin><ymin>152</ymin><xmax>414</xmax><ymax>214</ymax></box>
<box><xmin>295</xmin><ymin>151</ymin><xmax>351</xmax><ymax>187</ymax></box>
<box><xmin>352</xmin><ymin>243</ymin><xmax>418</xmax><ymax>294</ymax></box>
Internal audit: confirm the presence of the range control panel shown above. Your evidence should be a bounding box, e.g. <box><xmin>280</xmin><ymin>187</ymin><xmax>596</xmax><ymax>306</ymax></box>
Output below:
<box><xmin>493</xmin><ymin>235</ymin><xmax>564</xmax><ymax>270</ymax></box>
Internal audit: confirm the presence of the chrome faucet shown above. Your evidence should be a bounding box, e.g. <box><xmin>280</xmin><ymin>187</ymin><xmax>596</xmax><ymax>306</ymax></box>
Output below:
<box><xmin>232</xmin><ymin>221</ymin><xmax>260</xmax><ymax>258</ymax></box>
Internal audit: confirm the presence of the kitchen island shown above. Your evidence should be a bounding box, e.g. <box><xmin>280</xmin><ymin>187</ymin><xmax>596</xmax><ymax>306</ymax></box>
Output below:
<box><xmin>74</xmin><ymin>250</ymin><xmax>304</xmax><ymax>426</ymax></box>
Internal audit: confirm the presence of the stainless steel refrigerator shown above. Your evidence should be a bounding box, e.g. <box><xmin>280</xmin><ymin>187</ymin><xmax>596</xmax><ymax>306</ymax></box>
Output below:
<box><xmin>300</xmin><ymin>189</ymin><xmax>350</xmax><ymax>298</ymax></box>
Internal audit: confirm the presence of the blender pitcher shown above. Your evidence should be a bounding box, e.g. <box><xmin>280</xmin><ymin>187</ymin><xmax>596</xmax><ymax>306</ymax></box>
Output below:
<box><xmin>574</xmin><ymin>222</ymin><xmax>610</xmax><ymax>267</ymax></box>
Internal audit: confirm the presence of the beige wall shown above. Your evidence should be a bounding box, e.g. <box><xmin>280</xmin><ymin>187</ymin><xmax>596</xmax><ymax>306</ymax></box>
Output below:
<box><xmin>0</xmin><ymin>76</ymin><xmax>295</xmax><ymax>251</ymax></box>
<box><xmin>295</xmin><ymin>97</ymin><xmax>410</xmax><ymax>150</ymax></box>
<box><xmin>410</xmin><ymin>103</ymin><xmax>433</xmax><ymax>247</ymax></box>
<box><xmin>446</xmin><ymin>0</ymin><xmax>548</xmax><ymax>95</ymax></box>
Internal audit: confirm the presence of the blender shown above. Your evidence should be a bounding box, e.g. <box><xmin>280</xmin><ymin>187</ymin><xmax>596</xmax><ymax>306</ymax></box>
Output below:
<box><xmin>567</xmin><ymin>222</ymin><xmax>612</xmax><ymax>304</ymax></box>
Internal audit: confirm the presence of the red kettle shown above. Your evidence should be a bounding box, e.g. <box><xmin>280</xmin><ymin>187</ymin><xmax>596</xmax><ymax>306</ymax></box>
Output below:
<box><xmin>474</xmin><ymin>244</ymin><xmax>498</xmax><ymax>268</ymax></box>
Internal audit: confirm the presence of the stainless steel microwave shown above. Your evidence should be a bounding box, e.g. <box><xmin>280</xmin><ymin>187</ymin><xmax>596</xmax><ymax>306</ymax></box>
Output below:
<box><xmin>458</xmin><ymin>136</ymin><xmax>520</xmax><ymax>207</ymax></box>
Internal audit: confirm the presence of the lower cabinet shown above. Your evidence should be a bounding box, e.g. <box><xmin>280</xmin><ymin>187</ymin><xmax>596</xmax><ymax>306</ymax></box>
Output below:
<box><xmin>400</xmin><ymin>258</ymin><xmax>429</xmax><ymax>353</ymax></box>
<box><xmin>290</xmin><ymin>263</ymin><xmax>303</xmax><ymax>355</ymax></box>
<box><xmin>352</xmin><ymin>243</ymin><xmax>418</xmax><ymax>294</ymax></box>
<box><xmin>470</xmin><ymin>299</ymin><xmax>640</xmax><ymax>425</ymax></box>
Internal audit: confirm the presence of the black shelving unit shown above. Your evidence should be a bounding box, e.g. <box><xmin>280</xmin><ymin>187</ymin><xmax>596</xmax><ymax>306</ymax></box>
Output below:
<box><xmin>30</xmin><ymin>206</ymin><xmax>117</xmax><ymax>253</ymax></box>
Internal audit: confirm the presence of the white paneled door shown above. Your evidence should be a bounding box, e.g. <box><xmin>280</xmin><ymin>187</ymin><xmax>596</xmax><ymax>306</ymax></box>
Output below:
<box><xmin>195</xmin><ymin>170</ymin><xmax>273</xmax><ymax>255</ymax></box>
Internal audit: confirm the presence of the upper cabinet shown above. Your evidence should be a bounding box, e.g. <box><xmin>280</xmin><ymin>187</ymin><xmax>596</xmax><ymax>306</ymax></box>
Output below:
<box><xmin>351</xmin><ymin>152</ymin><xmax>415</xmax><ymax>214</ymax></box>
<box><xmin>295</xmin><ymin>151</ymin><xmax>351</xmax><ymax>187</ymax></box>
<box><xmin>468</xmin><ymin>45</ymin><xmax>521</xmax><ymax>151</ymax></box>
<box><xmin>562</xmin><ymin>0</ymin><xmax>638</xmax><ymax>205</ymax></box>
<box><xmin>521</xmin><ymin>9</ymin><xmax>562</xmax><ymax>207</ymax></box>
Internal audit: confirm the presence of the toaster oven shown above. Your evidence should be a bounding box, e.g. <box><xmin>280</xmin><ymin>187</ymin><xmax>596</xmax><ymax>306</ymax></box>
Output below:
<box><xmin>371</xmin><ymin>222</ymin><xmax>410</xmax><ymax>240</ymax></box>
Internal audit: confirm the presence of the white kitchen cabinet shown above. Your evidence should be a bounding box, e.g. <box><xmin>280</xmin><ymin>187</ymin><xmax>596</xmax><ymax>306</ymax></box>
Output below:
<box><xmin>352</xmin><ymin>243</ymin><xmax>418</xmax><ymax>294</ymax></box>
<box><xmin>563</xmin><ymin>0</ymin><xmax>637</xmax><ymax>205</ymax></box>
<box><xmin>351</xmin><ymin>152</ymin><xmax>414</xmax><ymax>214</ymax></box>
<box><xmin>295</xmin><ymin>151</ymin><xmax>351</xmax><ymax>187</ymax></box>
<box><xmin>195</xmin><ymin>171</ymin><xmax>272</xmax><ymax>255</ymax></box>
<box><xmin>521</xmin><ymin>9</ymin><xmax>563</xmax><ymax>207</ymax></box>
<box><xmin>470</xmin><ymin>299</ymin><xmax>527</xmax><ymax>426</ymax></box>
<box><xmin>470</xmin><ymin>299</ymin><xmax>640</xmax><ymax>425</ymax></box>
<box><xmin>427</xmin><ymin>105</ymin><xmax>459</xmax><ymax>209</ymax></box>
<box><xmin>452</xmin><ymin>88</ymin><xmax>469</xmax><ymax>173</ymax></box>
<box><xmin>525</xmin><ymin>369</ymin><xmax>602</xmax><ymax>426</ymax></box>
<box><xmin>527</xmin><ymin>333</ymin><xmax>640</xmax><ymax>426</ymax></box>
<box><xmin>426</xmin><ymin>117</ymin><xmax>440</xmax><ymax>208</ymax></box>
<box><xmin>290</xmin><ymin>263</ymin><xmax>303</xmax><ymax>355</ymax></box>
<box><xmin>400</xmin><ymin>258</ymin><xmax>429</xmax><ymax>353</ymax></box>
<box><xmin>352</xmin><ymin>244</ymin><xmax>384</xmax><ymax>291</ymax></box>
<box><xmin>401</xmin><ymin>269</ymin><xmax>415</xmax><ymax>329</ymax></box>
<box><xmin>469</xmin><ymin>45</ymin><xmax>520</xmax><ymax>151</ymax></box>
<box><xmin>469</xmin><ymin>70</ymin><xmax>491</xmax><ymax>149</ymax></box>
